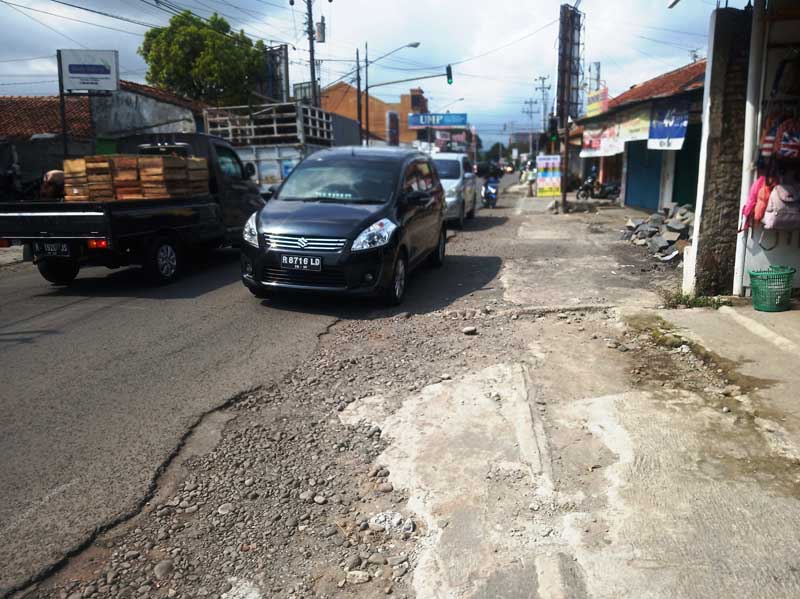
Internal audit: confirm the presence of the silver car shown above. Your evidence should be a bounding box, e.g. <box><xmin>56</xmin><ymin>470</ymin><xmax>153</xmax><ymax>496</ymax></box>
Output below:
<box><xmin>433</xmin><ymin>153</ymin><xmax>477</xmax><ymax>229</ymax></box>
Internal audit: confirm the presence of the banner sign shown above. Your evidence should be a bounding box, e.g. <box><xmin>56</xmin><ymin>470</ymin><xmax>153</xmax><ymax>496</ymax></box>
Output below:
<box><xmin>617</xmin><ymin>106</ymin><xmax>650</xmax><ymax>142</ymax></box>
<box><xmin>586</xmin><ymin>87</ymin><xmax>609</xmax><ymax>117</ymax></box>
<box><xmin>58</xmin><ymin>49</ymin><xmax>119</xmax><ymax>91</ymax></box>
<box><xmin>648</xmin><ymin>99</ymin><xmax>690</xmax><ymax>150</ymax></box>
<box><xmin>536</xmin><ymin>155</ymin><xmax>561</xmax><ymax>197</ymax></box>
<box><xmin>408</xmin><ymin>112</ymin><xmax>468</xmax><ymax>130</ymax></box>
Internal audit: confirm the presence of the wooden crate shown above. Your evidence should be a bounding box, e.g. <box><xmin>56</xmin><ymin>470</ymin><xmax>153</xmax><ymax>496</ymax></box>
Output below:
<box><xmin>63</xmin><ymin>158</ymin><xmax>86</xmax><ymax>176</ymax></box>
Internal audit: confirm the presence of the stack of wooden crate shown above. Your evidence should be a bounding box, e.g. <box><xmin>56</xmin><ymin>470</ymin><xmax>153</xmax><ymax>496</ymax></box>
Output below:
<box><xmin>110</xmin><ymin>156</ymin><xmax>143</xmax><ymax>200</ymax></box>
<box><xmin>63</xmin><ymin>159</ymin><xmax>89</xmax><ymax>202</ymax></box>
<box><xmin>187</xmin><ymin>157</ymin><xmax>209</xmax><ymax>195</ymax></box>
<box><xmin>138</xmin><ymin>156</ymin><xmax>190</xmax><ymax>199</ymax></box>
<box><xmin>85</xmin><ymin>156</ymin><xmax>114</xmax><ymax>202</ymax></box>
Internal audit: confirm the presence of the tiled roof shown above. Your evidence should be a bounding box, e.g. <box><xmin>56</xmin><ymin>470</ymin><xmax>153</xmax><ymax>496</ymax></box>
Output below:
<box><xmin>119</xmin><ymin>80</ymin><xmax>205</xmax><ymax>114</ymax></box>
<box><xmin>0</xmin><ymin>95</ymin><xmax>92</xmax><ymax>140</ymax></box>
<box><xmin>608</xmin><ymin>59</ymin><xmax>706</xmax><ymax>110</ymax></box>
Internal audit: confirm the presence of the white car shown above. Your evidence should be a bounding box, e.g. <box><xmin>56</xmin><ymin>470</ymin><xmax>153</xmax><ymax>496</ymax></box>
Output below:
<box><xmin>433</xmin><ymin>153</ymin><xmax>478</xmax><ymax>229</ymax></box>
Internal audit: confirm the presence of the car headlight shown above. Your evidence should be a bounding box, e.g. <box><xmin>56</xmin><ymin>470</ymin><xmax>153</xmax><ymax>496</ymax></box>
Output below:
<box><xmin>351</xmin><ymin>218</ymin><xmax>397</xmax><ymax>252</ymax></box>
<box><xmin>243</xmin><ymin>212</ymin><xmax>259</xmax><ymax>248</ymax></box>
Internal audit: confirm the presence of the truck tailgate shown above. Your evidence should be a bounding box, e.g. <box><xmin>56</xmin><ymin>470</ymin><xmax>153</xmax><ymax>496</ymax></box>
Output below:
<box><xmin>0</xmin><ymin>202</ymin><xmax>109</xmax><ymax>239</ymax></box>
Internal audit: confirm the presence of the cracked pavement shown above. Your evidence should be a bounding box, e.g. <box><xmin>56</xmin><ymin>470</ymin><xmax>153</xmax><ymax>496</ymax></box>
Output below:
<box><xmin>7</xmin><ymin>181</ymin><xmax>800</xmax><ymax>599</ymax></box>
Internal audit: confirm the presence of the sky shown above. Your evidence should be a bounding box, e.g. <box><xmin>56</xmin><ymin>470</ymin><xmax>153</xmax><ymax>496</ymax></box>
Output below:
<box><xmin>0</xmin><ymin>0</ymin><xmax>753</xmax><ymax>146</ymax></box>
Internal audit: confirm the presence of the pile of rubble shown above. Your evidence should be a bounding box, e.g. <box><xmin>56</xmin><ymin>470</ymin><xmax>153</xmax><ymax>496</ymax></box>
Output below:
<box><xmin>622</xmin><ymin>204</ymin><xmax>695</xmax><ymax>262</ymax></box>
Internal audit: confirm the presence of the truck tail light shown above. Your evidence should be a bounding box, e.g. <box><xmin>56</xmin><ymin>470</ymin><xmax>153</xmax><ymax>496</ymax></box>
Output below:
<box><xmin>0</xmin><ymin>239</ymin><xmax>9</xmax><ymax>248</ymax></box>
<box><xmin>87</xmin><ymin>238</ymin><xmax>109</xmax><ymax>249</ymax></box>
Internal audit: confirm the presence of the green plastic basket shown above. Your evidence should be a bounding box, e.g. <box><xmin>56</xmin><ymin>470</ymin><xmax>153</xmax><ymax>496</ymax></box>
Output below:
<box><xmin>749</xmin><ymin>266</ymin><xmax>796</xmax><ymax>312</ymax></box>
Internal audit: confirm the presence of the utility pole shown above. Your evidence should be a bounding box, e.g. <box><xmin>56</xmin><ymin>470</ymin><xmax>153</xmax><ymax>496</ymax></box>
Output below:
<box><xmin>534</xmin><ymin>75</ymin><xmax>551</xmax><ymax>133</ymax></box>
<box><xmin>290</xmin><ymin>0</ymin><xmax>329</xmax><ymax>107</ymax></box>
<box><xmin>592</xmin><ymin>62</ymin><xmax>601</xmax><ymax>91</ymax></box>
<box><xmin>356</xmin><ymin>48</ymin><xmax>362</xmax><ymax>144</ymax></box>
<box><xmin>522</xmin><ymin>98</ymin><xmax>539</xmax><ymax>156</ymax></box>
<box><xmin>364</xmin><ymin>43</ymin><xmax>369</xmax><ymax>146</ymax></box>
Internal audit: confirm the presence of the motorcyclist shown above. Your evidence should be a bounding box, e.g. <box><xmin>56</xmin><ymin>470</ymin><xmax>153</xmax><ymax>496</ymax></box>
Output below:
<box><xmin>483</xmin><ymin>171</ymin><xmax>500</xmax><ymax>208</ymax></box>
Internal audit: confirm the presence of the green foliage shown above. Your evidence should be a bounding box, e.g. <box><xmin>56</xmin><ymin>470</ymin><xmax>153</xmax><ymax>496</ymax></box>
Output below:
<box><xmin>658</xmin><ymin>287</ymin><xmax>732</xmax><ymax>310</ymax></box>
<box><xmin>138</xmin><ymin>11</ymin><xmax>267</xmax><ymax>105</ymax></box>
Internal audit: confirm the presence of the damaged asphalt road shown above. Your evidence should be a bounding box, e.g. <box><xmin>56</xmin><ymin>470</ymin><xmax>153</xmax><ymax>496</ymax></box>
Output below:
<box><xmin>8</xmin><ymin>183</ymin><xmax>800</xmax><ymax>599</ymax></box>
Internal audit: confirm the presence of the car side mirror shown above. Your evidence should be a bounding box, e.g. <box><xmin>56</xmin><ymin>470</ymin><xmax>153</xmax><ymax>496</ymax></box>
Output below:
<box><xmin>244</xmin><ymin>162</ymin><xmax>256</xmax><ymax>179</ymax></box>
<box><xmin>403</xmin><ymin>190</ymin><xmax>429</xmax><ymax>205</ymax></box>
<box><xmin>262</xmin><ymin>184</ymin><xmax>278</xmax><ymax>200</ymax></box>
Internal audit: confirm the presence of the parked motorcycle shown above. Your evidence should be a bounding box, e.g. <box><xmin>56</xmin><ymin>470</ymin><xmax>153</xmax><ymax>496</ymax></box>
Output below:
<box><xmin>576</xmin><ymin>176</ymin><xmax>620</xmax><ymax>201</ymax></box>
<box><xmin>481</xmin><ymin>181</ymin><xmax>499</xmax><ymax>208</ymax></box>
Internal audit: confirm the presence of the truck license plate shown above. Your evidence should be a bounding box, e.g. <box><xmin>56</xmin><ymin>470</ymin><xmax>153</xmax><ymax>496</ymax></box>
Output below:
<box><xmin>281</xmin><ymin>254</ymin><xmax>322</xmax><ymax>271</ymax></box>
<box><xmin>36</xmin><ymin>242</ymin><xmax>70</xmax><ymax>256</ymax></box>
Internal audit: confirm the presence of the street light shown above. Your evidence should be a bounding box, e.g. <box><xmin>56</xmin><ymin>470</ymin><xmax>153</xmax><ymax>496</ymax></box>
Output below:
<box><xmin>365</xmin><ymin>41</ymin><xmax>421</xmax><ymax>145</ymax></box>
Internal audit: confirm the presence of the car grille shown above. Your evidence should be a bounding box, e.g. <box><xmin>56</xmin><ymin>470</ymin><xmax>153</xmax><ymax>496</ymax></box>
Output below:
<box><xmin>263</xmin><ymin>233</ymin><xmax>347</xmax><ymax>252</ymax></box>
<box><xmin>261</xmin><ymin>267</ymin><xmax>347</xmax><ymax>289</ymax></box>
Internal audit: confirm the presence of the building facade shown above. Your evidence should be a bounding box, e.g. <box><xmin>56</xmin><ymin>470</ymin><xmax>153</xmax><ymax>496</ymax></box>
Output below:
<box><xmin>321</xmin><ymin>82</ymin><xmax>429</xmax><ymax>145</ymax></box>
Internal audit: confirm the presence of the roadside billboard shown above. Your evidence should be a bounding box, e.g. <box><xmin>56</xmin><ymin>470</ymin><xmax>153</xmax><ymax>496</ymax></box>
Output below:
<box><xmin>586</xmin><ymin>88</ymin><xmax>609</xmax><ymax>117</ymax></box>
<box><xmin>408</xmin><ymin>113</ymin><xmax>468</xmax><ymax>130</ymax></box>
<box><xmin>536</xmin><ymin>154</ymin><xmax>561</xmax><ymax>197</ymax></box>
<box><xmin>58</xmin><ymin>49</ymin><xmax>119</xmax><ymax>91</ymax></box>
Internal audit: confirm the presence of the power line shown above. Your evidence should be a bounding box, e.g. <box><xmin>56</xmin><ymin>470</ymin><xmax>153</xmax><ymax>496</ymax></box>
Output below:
<box><xmin>47</xmin><ymin>0</ymin><xmax>159</xmax><ymax>28</ymax></box>
<box><xmin>1</xmin><ymin>0</ymin><xmax>87</xmax><ymax>48</ymax></box>
<box><xmin>0</xmin><ymin>79</ymin><xmax>58</xmax><ymax>86</ymax></box>
<box><xmin>5</xmin><ymin>1</ymin><xmax>147</xmax><ymax>36</ymax></box>
<box><xmin>0</xmin><ymin>55</ymin><xmax>54</xmax><ymax>63</ymax></box>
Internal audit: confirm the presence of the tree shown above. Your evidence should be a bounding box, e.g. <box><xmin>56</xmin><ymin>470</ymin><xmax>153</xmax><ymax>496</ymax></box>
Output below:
<box><xmin>139</xmin><ymin>11</ymin><xmax>267</xmax><ymax>105</ymax></box>
<box><xmin>483</xmin><ymin>142</ymin><xmax>508</xmax><ymax>162</ymax></box>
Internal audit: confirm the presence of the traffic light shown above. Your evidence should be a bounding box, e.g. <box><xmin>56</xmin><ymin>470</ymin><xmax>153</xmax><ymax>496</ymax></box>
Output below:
<box><xmin>548</xmin><ymin>115</ymin><xmax>559</xmax><ymax>142</ymax></box>
<box><xmin>446</xmin><ymin>64</ymin><xmax>453</xmax><ymax>85</ymax></box>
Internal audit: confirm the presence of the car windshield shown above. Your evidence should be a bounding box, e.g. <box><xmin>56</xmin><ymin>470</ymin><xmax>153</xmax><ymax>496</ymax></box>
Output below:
<box><xmin>433</xmin><ymin>159</ymin><xmax>461</xmax><ymax>180</ymax></box>
<box><xmin>277</xmin><ymin>159</ymin><xmax>398</xmax><ymax>203</ymax></box>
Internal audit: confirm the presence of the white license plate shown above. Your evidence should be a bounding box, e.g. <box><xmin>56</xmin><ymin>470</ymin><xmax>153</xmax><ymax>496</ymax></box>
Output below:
<box><xmin>37</xmin><ymin>242</ymin><xmax>70</xmax><ymax>256</ymax></box>
<box><xmin>281</xmin><ymin>254</ymin><xmax>322</xmax><ymax>271</ymax></box>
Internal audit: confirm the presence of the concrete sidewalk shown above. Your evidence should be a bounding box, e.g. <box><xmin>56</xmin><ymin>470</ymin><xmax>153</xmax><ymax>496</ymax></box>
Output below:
<box><xmin>0</xmin><ymin>246</ymin><xmax>24</xmax><ymax>267</ymax></box>
<box><xmin>344</xmin><ymin>187</ymin><xmax>800</xmax><ymax>598</ymax></box>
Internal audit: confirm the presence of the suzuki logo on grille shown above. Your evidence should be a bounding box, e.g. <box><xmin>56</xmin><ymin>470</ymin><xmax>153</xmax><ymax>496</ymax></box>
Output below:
<box><xmin>297</xmin><ymin>237</ymin><xmax>309</xmax><ymax>249</ymax></box>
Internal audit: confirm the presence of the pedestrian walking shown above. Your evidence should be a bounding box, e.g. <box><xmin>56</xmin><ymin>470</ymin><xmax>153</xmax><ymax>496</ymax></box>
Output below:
<box><xmin>523</xmin><ymin>161</ymin><xmax>537</xmax><ymax>198</ymax></box>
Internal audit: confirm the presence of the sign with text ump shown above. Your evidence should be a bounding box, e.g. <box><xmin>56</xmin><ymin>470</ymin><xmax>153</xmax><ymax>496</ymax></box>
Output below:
<box><xmin>408</xmin><ymin>113</ymin><xmax>468</xmax><ymax>130</ymax></box>
<box><xmin>58</xmin><ymin>49</ymin><xmax>119</xmax><ymax>92</ymax></box>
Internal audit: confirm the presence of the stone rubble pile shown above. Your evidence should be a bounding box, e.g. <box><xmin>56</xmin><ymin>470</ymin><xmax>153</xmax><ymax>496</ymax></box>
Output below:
<box><xmin>621</xmin><ymin>204</ymin><xmax>695</xmax><ymax>262</ymax></box>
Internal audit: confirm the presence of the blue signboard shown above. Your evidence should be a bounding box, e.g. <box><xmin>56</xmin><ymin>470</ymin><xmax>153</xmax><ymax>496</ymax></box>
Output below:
<box><xmin>648</xmin><ymin>99</ymin><xmax>689</xmax><ymax>150</ymax></box>
<box><xmin>408</xmin><ymin>113</ymin><xmax>468</xmax><ymax>130</ymax></box>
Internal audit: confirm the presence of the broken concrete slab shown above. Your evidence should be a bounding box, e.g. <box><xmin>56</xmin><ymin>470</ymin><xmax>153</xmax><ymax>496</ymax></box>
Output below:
<box><xmin>626</xmin><ymin>218</ymin><xmax>645</xmax><ymax>230</ymax></box>
<box><xmin>647</xmin><ymin>236</ymin><xmax>670</xmax><ymax>253</ymax></box>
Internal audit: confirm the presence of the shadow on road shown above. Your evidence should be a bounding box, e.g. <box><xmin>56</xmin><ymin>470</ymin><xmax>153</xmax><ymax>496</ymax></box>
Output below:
<box><xmin>38</xmin><ymin>248</ymin><xmax>241</xmax><ymax>301</ymax></box>
<box><xmin>461</xmin><ymin>215</ymin><xmax>508</xmax><ymax>232</ymax></box>
<box><xmin>262</xmin><ymin>254</ymin><xmax>503</xmax><ymax>320</ymax></box>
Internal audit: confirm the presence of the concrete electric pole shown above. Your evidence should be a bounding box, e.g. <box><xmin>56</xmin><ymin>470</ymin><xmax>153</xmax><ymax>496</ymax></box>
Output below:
<box><xmin>290</xmin><ymin>0</ymin><xmax>333</xmax><ymax>107</ymax></box>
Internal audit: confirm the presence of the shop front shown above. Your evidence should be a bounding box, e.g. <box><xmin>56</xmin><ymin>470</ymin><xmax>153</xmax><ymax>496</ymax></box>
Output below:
<box><xmin>579</xmin><ymin>80</ymin><xmax>703</xmax><ymax>213</ymax></box>
<box><xmin>733</xmin><ymin>0</ymin><xmax>800</xmax><ymax>294</ymax></box>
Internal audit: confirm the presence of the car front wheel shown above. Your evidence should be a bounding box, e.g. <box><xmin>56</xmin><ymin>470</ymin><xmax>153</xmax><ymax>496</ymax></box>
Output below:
<box><xmin>383</xmin><ymin>252</ymin><xmax>407</xmax><ymax>306</ymax></box>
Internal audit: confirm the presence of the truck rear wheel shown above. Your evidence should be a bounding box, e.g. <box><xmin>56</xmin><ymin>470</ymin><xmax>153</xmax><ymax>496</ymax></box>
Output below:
<box><xmin>146</xmin><ymin>236</ymin><xmax>181</xmax><ymax>284</ymax></box>
<box><xmin>37</xmin><ymin>258</ymin><xmax>79</xmax><ymax>286</ymax></box>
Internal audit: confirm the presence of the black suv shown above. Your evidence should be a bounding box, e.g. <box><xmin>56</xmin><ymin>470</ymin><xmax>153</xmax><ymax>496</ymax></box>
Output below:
<box><xmin>240</xmin><ymin>147</ymin><xmax>446</xmax><ymax>305</ymax></box>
